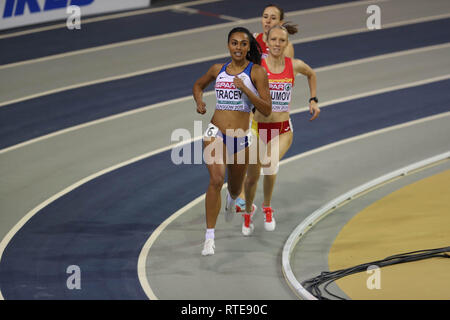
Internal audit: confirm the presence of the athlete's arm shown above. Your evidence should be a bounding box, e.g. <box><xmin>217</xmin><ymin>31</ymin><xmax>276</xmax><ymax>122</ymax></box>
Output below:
<box><xmin>293</xmin><ymin>59</ymin><xmax>320</xmax><ymax>121</ymax></box>
<box><xmin>193</xmin><ymin>64</ymin><xmax>221</xmax><ymax>114</ymax></box>
<box><xmin>234</xmin><ymin>64</ymin><xmax>272</xmax><ymax>116</ymax></box>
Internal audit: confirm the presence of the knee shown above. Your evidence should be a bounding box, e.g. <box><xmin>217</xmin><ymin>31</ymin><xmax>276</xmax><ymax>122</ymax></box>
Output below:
<box><xmin>228</xmin><ymin>183</ymin><xmax>242</xmax><ymax>199</ymax></box>
<box><xmin>245</xmin><ymin>173</ymin><xmax>259</xmax><ymax>189</ymax></box>
<box><xmin>209</xmin><ymin>173</ymin><xmax>225</xmax><ymax>190</ymax></box>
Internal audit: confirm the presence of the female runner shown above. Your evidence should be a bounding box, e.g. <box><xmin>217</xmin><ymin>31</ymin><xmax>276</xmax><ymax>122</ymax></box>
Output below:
<box><xmin>241</xmin><ymin>25</ymin><xmax>320</xmax><ymax>236</ymax></box>
<box><xmin>255</xmin><ymin>4</ymin><xmax>297</xmax><ymax>59</ymax></box>
<box><xmin>235</xmin><ymin>4</ymin><xmax>299</xmax><ymax>210</ymax></box>
<box><xmin>192</xmin><ymin>27</ymin><xmax>272</xmax><ymax>255</ymax></box>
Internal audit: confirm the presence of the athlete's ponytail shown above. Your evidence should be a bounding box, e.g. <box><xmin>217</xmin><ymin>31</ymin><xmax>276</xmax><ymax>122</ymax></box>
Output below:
<box><xmin>227</xmin><ymin>27</ymin><xmax>262</xmax><ymax>65</ymax></box>
<box><xmin>267</xmin><ymin>23</ymin><xmax>298</xmax><ymax>39</ymax></box>
<box><xmin>282</xmin><ymin>22</ymin><xmax>299</xmax><ymax>35</ymax></box>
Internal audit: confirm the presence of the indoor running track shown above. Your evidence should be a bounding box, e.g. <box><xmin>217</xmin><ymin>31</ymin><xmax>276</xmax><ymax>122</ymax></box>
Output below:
<box><xmin>0</xmin><ymin>0</ymin><xmax>449</xmax><ymax>300</ymax></box>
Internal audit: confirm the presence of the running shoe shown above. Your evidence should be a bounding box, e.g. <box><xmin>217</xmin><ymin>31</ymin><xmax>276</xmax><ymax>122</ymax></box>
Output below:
<box><xmin>242</xmin><ymin>204</ymin><xmax>257</xmax><ymax>236</ymax></box>
<box><xmin>235</xmin><ymin>197</ymin><xmax>246</xmax><ymax>212</ymax></box>
<box><xmin>263</xmin><ymin>206</ymin><xmax>276</xmax><ymax>231</ymax></box>
<box><xmin>202</xmin><ymin>238</ymin><xmax>215</xmax><ymax>256</ymax></box>
<box><xmin>224</xmin><ymin>191</ymin><xmax>236</xmax><ymax>223</ymax></box>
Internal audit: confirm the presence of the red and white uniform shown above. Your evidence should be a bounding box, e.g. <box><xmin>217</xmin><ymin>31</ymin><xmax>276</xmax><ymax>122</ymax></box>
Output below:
<box><xmin>261</xmin><ymin>56</ymin><xmax>295</xmax><ymax>112</ymax></box>
<box><xmin>255</xmin><ymin>33</ymin><xmax>269</xmax><ymax>59</ymax></box>
<box><xmin>252</xmin><ymin>57</ymin><xmax>295</xmax><ymax>144</ymax></box>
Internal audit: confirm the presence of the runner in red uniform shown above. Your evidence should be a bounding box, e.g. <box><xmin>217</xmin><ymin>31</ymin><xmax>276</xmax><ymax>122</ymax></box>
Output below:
<box><xmin>241</xmin><ymin>25</ymin><xmax>320</xmax><ymax>236</ymax></box>
<box><xmin>235</xmin><ymin>4</ymin><xmax>299</xmax><ymax>210</ymax></box>
<box><xmin>254</xmin><ymin>4</ymin><xmax>297</xmax><ymax>59</ymax></box>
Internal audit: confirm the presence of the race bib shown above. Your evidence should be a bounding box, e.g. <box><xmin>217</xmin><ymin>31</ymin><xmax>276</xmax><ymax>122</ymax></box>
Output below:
<box><xmin>204</xmin><ymin>123</ymin><xmax>219</xmax><ymax>139</ymax></box>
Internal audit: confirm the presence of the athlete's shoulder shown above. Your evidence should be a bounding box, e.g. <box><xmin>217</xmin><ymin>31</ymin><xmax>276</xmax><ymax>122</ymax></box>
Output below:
<box><xmin>291</xmin><ymin>58</ymin><xmax>306</xmax><ymax>69</ymax></box>
<box><xmin>250</xmin><ymin>63</ymin><xmax>269</xmax><ymax>79</ymax></box>
<box><xmin>285</xmin><ymin>56</ymin><xmax>295</xmax><ymax>69</ymax></box>
<box><xmin>208</xmin><ymin>63</ymin><xmax>226</xmax><ymax>77</ymax></box>
<box><xmin>291</xmin><ymin>58</ymin><xmax>314</xmax><ymax>77</ymax></box>
<box><xmin>211</xmin><ymin>62</ymin><xmax>226</xmax><ymax>71</ymax></box>
<box><xmin>251</xmin><ymin>63</ymin><xmax>265</xmax><ymax>71</ymax></box>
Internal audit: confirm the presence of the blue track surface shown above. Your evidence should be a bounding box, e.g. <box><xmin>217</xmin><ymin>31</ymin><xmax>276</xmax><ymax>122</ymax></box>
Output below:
<box><xmin>190</xmin><ymin>0</ymin><xmax>360</xmax><ymax>19</ymax></box>
<box><xmin>0</xmin><ymin>0</ymin><xmax>358</xmax><ymax>65</ymax></box>
<box><xmin>1</xmin><ymin>18</ymin><xmax>449</xmax><ymax>150</ymax></box>
<box><xmin>1</xmin><ymin>0</ymin><xmax>450</xmax><ymax>301</ymax></box>
<box><xmin>0</xmin><ymin>10</ymin><xmax>225</xmax><ymax>65</ymax></box>
<box><xmin>1</xmin><ymin>79</ymin><xmax>449</xmax><ymax>299</ymax></box>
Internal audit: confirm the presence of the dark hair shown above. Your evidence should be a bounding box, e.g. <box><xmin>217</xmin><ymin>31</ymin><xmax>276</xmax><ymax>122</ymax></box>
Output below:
<box><xmin>263</xmin><ymin>4</ymin><xmax>298</xmax><ymax>35</ymax></box>
<box><xmin>227</xmin><ymin>27</ymin><xmax>262</xmax><ymax>65</ymax></box>
<box><xmin>263</xmin><ymin>3</ymin><xmax>284</xmax><ymax>20</ymax></box>
<box><xmin>282</xmin><ymin>22</ymin><xmax>298</xmax><ymax>35</ymax></box>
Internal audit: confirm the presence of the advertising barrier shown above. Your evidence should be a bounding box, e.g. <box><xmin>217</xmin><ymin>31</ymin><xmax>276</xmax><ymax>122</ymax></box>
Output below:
<box><xmin>0</xmin><ymin>0</ymin><xmax>151</xmax><ymax>30</ymax></box>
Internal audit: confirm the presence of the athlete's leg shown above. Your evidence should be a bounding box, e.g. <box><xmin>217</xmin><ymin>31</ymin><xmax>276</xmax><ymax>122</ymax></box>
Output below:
<box><xmin>262</xmin><ymin>131</ymin><xmax>293</xmax><ymax>206</ymax></box>
<box><xmin>244</xmin><ymin>162</ymin><xmax>261</xmax><ymax>213</ymax></box>
<box><xmin>205</xmin><ymin>163</ymin><xmax>226</xmax><ymax>228</ymax></box>
<box><xmin>260</xmin><ymin>131</ymin><xmax>293</xmax><ymax>232</ymax></box>
<box><xmin>237</xmin><ymin>179</ymin><xmax>246</xmax><ymax>199</ymax></box>
<box><xmin>236</xmin><ymin>115</ymin><xmax>256</xmax><ymax>210</ymax></box>
<box><xmin>226</xmin><ymin>148</ymin><xmax>249</xmax><ymax>199</ymax></box>
<box><xmin>235</xmin><ymin>175</ymin><xmax>247</xmax><ymax>211</ymax></box>
<box><xmin>221</xmin><ymin>147</ymin><xmax>248</xmax><ymax>224</ymax></box>
<box><xmin>241</xmin><ymin>139</ymin><xmax>261</xmax><ymax>236</ymax></box>
<box><xmin>204</xmin><ymin>138</ymin><xmax>226</xmax><ymax>229</ymax></box>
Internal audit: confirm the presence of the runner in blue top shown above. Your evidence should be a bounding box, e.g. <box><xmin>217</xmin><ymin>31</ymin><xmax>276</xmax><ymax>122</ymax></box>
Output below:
<box><xmin>192</xmin><ymin>27</ymin><xmax>272</xmax><ymax>256</ymax></box>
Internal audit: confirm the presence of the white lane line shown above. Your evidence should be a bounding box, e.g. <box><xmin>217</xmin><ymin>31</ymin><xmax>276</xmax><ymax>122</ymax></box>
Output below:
<box><xmin>0</xmin><ymin>134</ymin><xmax>202</xmax><ymax>301</ymax></box>
<box><xmin>1</xmin><ymin>12</ymin><xmax>449</xmax><ymax>108</ymax></box>
<box><xmin>137</xmin><ymin>111</ymin><xmax>450</xmax><ymax>300</ymax></box>
<box><xmin>0</xmin><ymin>18</ymin><xmax>238</xmax><ymax>71</ymax></box>
<box><xmin>315</xmin><ymin>43</ymin><xmax>450</xmax><ymax>73</ymax></box>
<box><xmin>137</xmin><ymin>193</ymin><xmax>206</xmax><ymax>300</ymax></box>
<box><xmin>0</xmin><ymin>51</ymin><xmax>449</xmax><ymax>156</ymax></box>
<box><xmin>0</xmin><ymin>92</ymin><xmax>213</xmax><ymax>155</ymax></box>
<box><xmin>170</xmin><ymin>5</ymin><xmax>241</xmax><ymax>22</ymax></box>
<box><xmin>0</xmin><ymin>78</ymin><xmax>448</xmax><ymax>299</ymax></box>
<box><xmin>0</xmin><ymin>55</ymin><xmax>224</xmax><ymax>108</ymax></box>
<box><xmin>305</xmin><ymin>74</ymin><xmax>450</xmax><ymax>109</ymax></box>
<box><xmin>0</xmin><ymin>0</ymin><xmax>391</xmax><ymax>70</ymax></box>
<box><xmin>294</xmin><ymin>12</ymin><xmax>450</xmax><ymax>45</ymax></box>
<box><xmin>0</xmin><ymin>0</ymin><xmax>223</xmax><ymax>40</ymax></box>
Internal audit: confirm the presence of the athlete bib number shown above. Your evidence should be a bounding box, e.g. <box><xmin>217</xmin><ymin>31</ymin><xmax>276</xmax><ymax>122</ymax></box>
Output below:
<box><xmin>204</xmin><ymin>123</ymin><xmax>219</xmax><ymax>139</ymax></box>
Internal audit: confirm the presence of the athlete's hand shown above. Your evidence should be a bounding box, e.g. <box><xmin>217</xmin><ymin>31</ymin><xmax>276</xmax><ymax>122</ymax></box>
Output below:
<box><xmin>233</xmin><ymin>76</ymin><xmax>246</xmax><ymax>91</ymax></box>
<box><xmin>309</xmin><ymin>101</ymin><xmax>320</xmax><ymax>121</ymax></box>
<box><xmin>196</xmin><ymin>101</ymin><xmax>207</xmax><ymax>114</ymax></box>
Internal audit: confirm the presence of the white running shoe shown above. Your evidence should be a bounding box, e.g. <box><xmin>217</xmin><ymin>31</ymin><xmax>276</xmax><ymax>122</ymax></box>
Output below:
<box><xmin>224</xmin><ymin>191</ymin><xmax>236</xmax><ymax>223</ymax></box>
<box><xmin>242</xmin><ymin>204</ymin><xmax>257</xmax><ymax>236</ymax></box>
<box><xmin>202</xmin><ymin>238</ymin><xmax>215</xmax><ymax>256</ymax></box>
<box><xmin>263</xmin><ymin>206</ymin><xmax>276</xmax><ymax>231</ymax></box>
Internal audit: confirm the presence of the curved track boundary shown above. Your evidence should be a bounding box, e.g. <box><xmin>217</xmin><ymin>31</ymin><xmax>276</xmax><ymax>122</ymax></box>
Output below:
<box><xmin>137</xmin><ymin>193</ymin><xmax>206</xmax><ymax>300</ymax></box>
<box><xmin>281</xmin><ymin>151</ymin><xmax>450</xmax><ymax>300</ymax></box>
<box><xmin>0</xmin><ymin>137</ymin><xmax>200</xmax><ymax>300</ymax></box>
<box><xmin>137</xmin><ymin>112</ymin><xmax>450</xmax><ymax>300</ymax></box>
